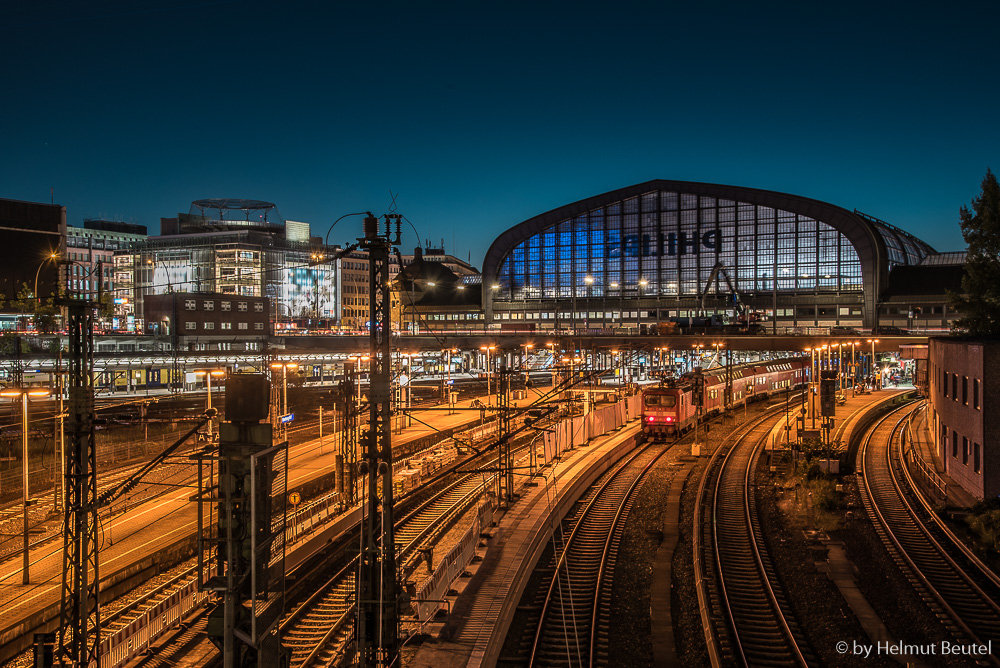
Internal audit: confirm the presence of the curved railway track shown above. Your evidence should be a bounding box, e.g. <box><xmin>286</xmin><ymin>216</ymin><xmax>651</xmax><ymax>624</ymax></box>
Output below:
<box><xmin>520</xmin><ymin>432</ymin><xmax>670</xmax><ymax>667</ymax></box>
<box><xmin>694</xmin><ymin>401</ymin><xmax>815</xmax><ymax>668</ymax></box>
<box><xmin>859</xmin><ymin>403</ymin><xmax>1000</xmax><ymax>665</ymax></box>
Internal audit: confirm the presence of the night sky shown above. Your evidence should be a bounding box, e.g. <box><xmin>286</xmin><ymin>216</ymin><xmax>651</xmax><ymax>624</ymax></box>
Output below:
<box><xmin>3</xmin><ymin>1</ymin><xmax>997</xmax><ymax>267</ymax></box>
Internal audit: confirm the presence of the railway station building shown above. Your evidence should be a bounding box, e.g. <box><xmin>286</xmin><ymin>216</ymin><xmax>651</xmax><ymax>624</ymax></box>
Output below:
<box><xmin>482</xmin><ymin>180</ymin><xmax>959</xmax><ymax>333</ymax></box>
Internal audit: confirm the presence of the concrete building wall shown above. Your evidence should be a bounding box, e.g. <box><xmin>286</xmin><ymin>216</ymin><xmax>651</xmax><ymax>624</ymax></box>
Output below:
<box><xmin>928</xmin><ymin>339</ymin><xmax>1000</xmax><ymax>500</ymax></box>
<box><xmin>0</xmin><ymin>198</ymin><xmax>66</xmax><ymax>303</ymax></box>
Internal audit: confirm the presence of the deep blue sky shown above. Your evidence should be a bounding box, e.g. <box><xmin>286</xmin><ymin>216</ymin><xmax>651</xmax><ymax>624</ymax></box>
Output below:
<box><xmin>3</xmin><ymin>1</ymin><xmax>997</xmax><ymax>267</ymax></box>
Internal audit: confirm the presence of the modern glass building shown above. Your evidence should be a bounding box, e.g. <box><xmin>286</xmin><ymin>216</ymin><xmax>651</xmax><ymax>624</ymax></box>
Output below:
<box><xmin>482</xmin><ymin>180</ymin><xmax>935</xmax><ymax>330</ymax></box>
<box><xmin>112</xmin><ymin>199</ymin><xmax>342</xmax><ymax>332</ymax></box>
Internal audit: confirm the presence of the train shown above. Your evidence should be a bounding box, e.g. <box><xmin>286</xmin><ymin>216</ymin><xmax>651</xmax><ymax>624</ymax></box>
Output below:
<box><xmin>640</xmin><ymin>357</ymin><xmax>808</xmax><ymax>439</ymax></box>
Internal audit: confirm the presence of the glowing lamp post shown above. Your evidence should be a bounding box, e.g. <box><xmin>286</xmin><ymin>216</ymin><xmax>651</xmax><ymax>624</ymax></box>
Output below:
<box><xmin>867</xmin><ymin>339</ymin><xmax>880</xmax><ymax>387</ymax></box>
<box><xmin>521</xmin><ymin>343</ymin><xmax>533</xmax><ymax>385</ymax></box>
<box><xmin>2</xmin><ymin>386</ymin><xmax>50</xmax><ymax>584</ymax></box>
<box><xmin>33</xmin><ymin>252</ymin><xmax>60</xmax><ymax>304</ymax></box>
<box><xmin>547</xmin><ymin>342</ymin><xmax>557</xmax><ymax>389</ymax></box>
<box><xmin>637</xmin><ymin>279</ymin><xmax>648</xmax><ymax>330</ymax></box>
<box><xmin>270</xmin><ymin>362</ymin><xmax>298</xmax><ymax>441</ymax></box>
<box><xmin>480</xmin><ymin>345</ymin><xmax>496</xmax><ymax>406</ymax></box>
<box><xmin>193</xmin><ymin>370</ymin><xmax>225</xmax><ymax>442</ymax></box>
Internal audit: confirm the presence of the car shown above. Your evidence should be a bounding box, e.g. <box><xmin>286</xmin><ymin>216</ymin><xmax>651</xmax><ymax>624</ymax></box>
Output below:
<box><xmin>871</xmin><ymin>325</ymin><xmax>910</xmax><ymax>335</ymax></box>
<box><xmin>830</xmin><ymin>326</ymin><xmax>858</xmax><ymax>335</ymax></box>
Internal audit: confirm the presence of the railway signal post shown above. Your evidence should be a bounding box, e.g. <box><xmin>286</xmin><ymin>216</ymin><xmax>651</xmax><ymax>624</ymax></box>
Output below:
<box><xmin>199</xmin><ymin>374</ymin><xmax>289</xmax><ymax>667</ymax></box>
<box><xmin>356</xmin><ymin>213</ymin><xmax>403</xmax><ymax>668</ymax></box>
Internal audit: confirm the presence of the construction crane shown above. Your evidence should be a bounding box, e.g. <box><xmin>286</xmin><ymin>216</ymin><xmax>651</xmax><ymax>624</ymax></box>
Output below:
<box><xmin>698</xmin><ymin>261</ymin><xmax>764</xmax><ymax>328</ymax></box>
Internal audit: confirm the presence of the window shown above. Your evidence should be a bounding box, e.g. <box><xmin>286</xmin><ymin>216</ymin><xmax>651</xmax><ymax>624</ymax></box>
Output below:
<box><xmin>239</xmin><ymin>322</ymin><xmax>248</xmax><ymax>330</ymax></box>
<box><xmin>952</xmin><ymin>374</ymin><xmax>958</xmax><ymax>401</ymax></box>
<box><xmin>204</xmin><ymin>322</ymin><xmax>214</xmax><ymax>330</ymax></box>
<box><xmin>254</xmin><ymin>323</ymin><xmax>264</xmax><ymax>330</ymax></box>
<box><xmin>975</xmin><ymin>443</ymin><xmax>981</xmax><ymax>473</ymax></box>
<box><xmin>221</xmin><ymin>301</ymin><xmax>231</xmax><ymax>311</ymax></box>
<box><xmin>238</xmin><ymin>302</ymin><xmax>248</xmax><ymax>312</ymax></box>
<box><xmin>204</xmin><ymin>301</ymin><xmax>214</xmax><ymax>311</ymax></box>
<box><xmin>943</xmin><ymin>369</ymin><xmax>948</xmax><ymax>397</ymax></box>
<box><xmin>952</xmin><ymin>430</ymin><xmax>958</xmax><ymax>457</ymax></box>
<box><xmin>963</xmin><ymin>376</ymin><xmax>968</xmax><ymax>405</ymax></box>
<box><xmin>221</xmin><ymin>322</ymin><xmax>232</xmax><ymax>330</ymax></box>
<box><xmin>254</xmin><ymin>303</ymin><xmax>264</xmax><ymax>312</ymax></box>
<box><xmin>963</xmin><ymin>436</ymin><xmax>969</xmax><ymax>465</ymax></box>
<box><xmin>185</xmin><ymin>299</ymin><xmax>196</xmax><ymax>310</ymax></box>
<box><xmin>186</xmin><ymin>321</ymin><xmax>196</xmax><ymax>330</ymax></box>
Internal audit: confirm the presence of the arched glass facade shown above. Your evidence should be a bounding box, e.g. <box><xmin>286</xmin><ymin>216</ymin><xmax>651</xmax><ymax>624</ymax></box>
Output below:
<box><xmin>494</xmin><ymin>189</ymin><xmax>865</xmax><ymax>302</ymax></box>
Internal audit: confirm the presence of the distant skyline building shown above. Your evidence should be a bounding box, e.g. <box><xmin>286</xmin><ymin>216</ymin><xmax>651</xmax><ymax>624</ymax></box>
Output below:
<box><xmin>113</xmin><ymin>199</ymin><xmax>339</xmax><ymax>331</ymax></box>
<box><xmin>66</xmin><ymin>219</ymin><xmax>147</xmax><ymax>326</ymax></box>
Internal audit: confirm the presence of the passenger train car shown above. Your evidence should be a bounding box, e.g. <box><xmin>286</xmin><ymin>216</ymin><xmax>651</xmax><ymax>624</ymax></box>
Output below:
<box><xmin>641</xmin><ymin>357</ymin><xmax>807</xmax><ymax>439</ymax></box>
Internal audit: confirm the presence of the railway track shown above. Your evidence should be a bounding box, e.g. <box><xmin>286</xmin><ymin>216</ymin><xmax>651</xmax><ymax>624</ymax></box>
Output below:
<box><xmin>0</xmin><ymin>409</ymin><xmax>491</xmax><ymax>666</ymax></box>
<box><xmin>281</xmin><ymin>466</ymin><xmax>497</xmax><ymax>667</ymax></box>
<box><xmin>694</xmin><ymin>402</ymin><xmax>815</xmax><ymax>668</ymax></box>
<box><xmin>518</xmin><ymin>432</ymin><xmax>671</xmax><ymax>667</ymax></box>
<box><xmin>859</xmin><ymin>403</ymin><xmax>1000</xmax><ymax>664</ymax></box>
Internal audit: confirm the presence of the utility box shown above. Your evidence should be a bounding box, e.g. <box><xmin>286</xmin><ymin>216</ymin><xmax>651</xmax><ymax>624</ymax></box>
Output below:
<box><xmin>820</xmin><ymin>370</ymin><xmax>837</xmax><ymax>417</ymax></box>
<box><xmin>226</xmin><ymin>374</ymin><xmax>270</xmax><ymax>422</ymax></box>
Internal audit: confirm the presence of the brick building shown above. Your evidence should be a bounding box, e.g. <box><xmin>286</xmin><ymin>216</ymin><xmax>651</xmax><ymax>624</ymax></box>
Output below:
<box><xmin>927</xmin><ymin>338</ymin><xmax>1000</xmax><ymax>500</ymax></box>
<box><xmin>144</xmin><ymin>292</ymin><xmax>269</xmax><ymax>351</ymax></box>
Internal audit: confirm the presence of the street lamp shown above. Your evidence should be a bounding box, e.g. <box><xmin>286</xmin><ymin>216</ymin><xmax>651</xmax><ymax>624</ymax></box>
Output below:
<box><xmin>849</xmin><ymin>341</ymin><xmax>858</xmax><ymax>393</ymax></box>
<box><xmin>521</xmin><ymin>343</ymin><xmax>534</xmax><ymax>386</ymax></box>
<box><xmin>270</xmin><ymin>361</ymin><xmax>298</xmax><ymax>441</ymax></box>
<box><xmin>691</xmin><ymin>343</ymin><xmax>704</xmax><ymax>372</ymax></box>
<box><xmin>867</xmin><ymin>339</ymin><xmax>880</xmax><ymax>387</ymax></box>
<box><xmin>638</xmin><ymin>279</ymin><xmax>648</xmax><ymax>330</ymax></box>
<box><xmin>562</xmin><ymin>355</ymin><xmax>582</xmax><ymax>389</ymax></box>
<box><xmin>546</xmin><ymin>342</ymin><xmax>557</xmax><ymax>389</ymax></box>
<box><xmin>1</xmin><ymin>386</ymin><xmax>50</xmax><ymax>584</ymax></box>
<box><xmin>33</xmin><ymin>252</ymin><xmax>60</xmax><ymax>304</ymax></box>
<box><xmin>609</xmin><ymin>282</ymin><xmax>621</xmax><ymax>331</ymax></box>
<box><xmin>584</xmin><ymin>276</ymin><xmax>594</xmax><ymax>330</ymax></box>
<box><xmin>444</xmin><ymin>348</ymin><xmax>457</xmax><ymax>413</ymax></box>
<box><xmin>480</xmin><ymin>345</ymin><xmax>496</xmax><ymax>406</ymax></box>
<box><xmin>805</xmin><ymin>347</ymin><xmax>817</xmax><ymax>428</ymax></box>
<box><xmin>831</xmin><ymin>343</ymin><xmax>842</xmax><ymax>394</ymax></box>
<box><xmin>193</xmin><ymin>370</ymin><xmax>225</xmax><ymax>442</ymax></box>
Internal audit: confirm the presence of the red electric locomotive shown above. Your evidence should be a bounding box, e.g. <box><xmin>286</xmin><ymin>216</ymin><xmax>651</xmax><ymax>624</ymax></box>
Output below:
<box><xmin>640</xmin><ymin>356</ymin><xmax>808</xmax><ymax>440</ymax></box>
<box><xmin>641</xmin><ymin>385</ymin><xmax>694</xmax><ymax>439</ymax></box>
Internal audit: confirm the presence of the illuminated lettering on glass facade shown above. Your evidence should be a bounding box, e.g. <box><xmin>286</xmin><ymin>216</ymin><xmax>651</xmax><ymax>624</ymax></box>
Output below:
<box><xmin>493</xmin><ymin>189</ymin><xmax>866</xmax><ymax>300</ymax></box>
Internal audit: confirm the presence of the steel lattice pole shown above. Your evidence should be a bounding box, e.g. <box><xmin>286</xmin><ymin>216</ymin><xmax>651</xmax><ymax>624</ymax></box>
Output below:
<box><xmin>57</xmin><ymin>300</ymin><xmax>99</xmax><ymax>666</ymax></box>
<box><xmin>357</xmin><ymin>214</ymin><xmax>401</xmax><ymax>667</ymax></box>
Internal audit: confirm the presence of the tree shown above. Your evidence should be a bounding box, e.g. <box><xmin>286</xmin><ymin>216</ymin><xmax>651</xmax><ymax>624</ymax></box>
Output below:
<box><xmin>950</xmin><ymin>168</ymin><xmax>1000</xmax><ymax>337</ymax></box>
<box><xmin>13</xmin><ymin>283</ymin><xmax>35</xmax><ymax>331</ymax></box>
<box><xmin>35</xmin><ymin>297</ymin><xmax>59</xmax><ymax>333</ymax></box>
<box><xmin>98</xmin><ymin>291</ymin><xmax>115</xmax><ymax>321</ymax></box>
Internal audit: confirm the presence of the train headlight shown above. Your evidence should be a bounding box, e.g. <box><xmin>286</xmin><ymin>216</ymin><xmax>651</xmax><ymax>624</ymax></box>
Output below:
<box><xmin>665</xmin><ymin>416</ymin><xmax>673</xmax><ymax>422</ymax></box>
